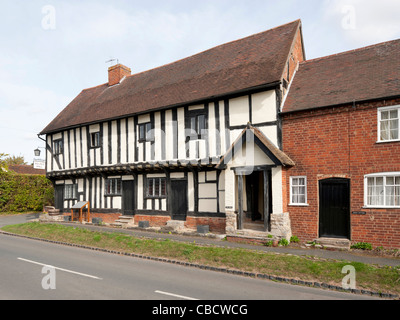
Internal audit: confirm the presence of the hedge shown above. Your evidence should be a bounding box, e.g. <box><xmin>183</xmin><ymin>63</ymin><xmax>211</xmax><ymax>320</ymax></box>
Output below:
<box><xmin>0</xmin><ymin>171</ymin><xmax>54</xmax><ymax>212</ymax></box>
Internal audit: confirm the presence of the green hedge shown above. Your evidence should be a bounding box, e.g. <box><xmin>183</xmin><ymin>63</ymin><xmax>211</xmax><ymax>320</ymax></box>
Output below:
<box><xmin>0</xmin><ymin>171</ymin><xmax>54</xmax><ymax>212</ymax></box>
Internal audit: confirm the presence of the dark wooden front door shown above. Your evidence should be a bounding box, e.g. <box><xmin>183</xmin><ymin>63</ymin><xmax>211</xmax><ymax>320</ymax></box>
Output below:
<box><xmin>170</xmin><ymin>180</ymin><xmax>188</xmax><ymax>221</ymax></box>
<box><xmin>54</xmin><ymin>185</ymin><xmax>64</xmax><ymax>211</ymax></box>
<box><xmin>122</xmin><ymin>180</ymin><xmax>135</xmax><ymax>216</ymax></box>
<box><xmin>319</xmin><ymin>178</ymin><xmax>350</xmax><ymax>239</ymax></box>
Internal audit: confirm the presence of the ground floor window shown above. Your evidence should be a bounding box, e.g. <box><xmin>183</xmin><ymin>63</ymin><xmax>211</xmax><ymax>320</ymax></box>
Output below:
<box><xmin>64</xmin><ymin>184</ymin><xmax>77</xmax><ymax>200</ymax></box>
<box><xmin>105</xmin><ymin>178</ymin><xmax>122</xmax><ymax>196</ymax></box>
<box><xmin>290</xmin><ymin>176</ymin><xmax>307</xmax><ymax>205</ymax></box>
<box><xmin>146</xmin><ymin>178</ymin><xmax>166</xmax><ymax>198</ymax></box>
<box><xmin>365</xmin><ymin>173</ymin><xmax>400</xmax><ymax>207</ymax></box>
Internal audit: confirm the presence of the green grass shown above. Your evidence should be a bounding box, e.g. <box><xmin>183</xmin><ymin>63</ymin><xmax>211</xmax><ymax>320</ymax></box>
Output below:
<box><xmin>2</xmin><ymin>222</ymin><xmax>400</xmax><ymax>296</ymax></box>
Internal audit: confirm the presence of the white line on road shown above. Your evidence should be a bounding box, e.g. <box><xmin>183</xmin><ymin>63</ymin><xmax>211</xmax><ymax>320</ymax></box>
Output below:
<box><xmin>155</xmin><ymin>290</ymin><xmax>199</xmax><ymax>300</ymax></box>
<box><xmin>18</xmin><ymin>258</ymin><xmax>102</xmax><ymax>280</ymax></box>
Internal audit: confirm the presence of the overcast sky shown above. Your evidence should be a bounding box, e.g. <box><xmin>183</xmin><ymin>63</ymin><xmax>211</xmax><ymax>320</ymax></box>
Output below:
<box><xmin>1</xmin><ymin>0</ymin><xmax>399</xmax><ymax>164</ymax></box>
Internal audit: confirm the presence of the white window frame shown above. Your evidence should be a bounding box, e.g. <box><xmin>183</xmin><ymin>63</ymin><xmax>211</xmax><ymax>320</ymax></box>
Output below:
<box><xmin>377</xmin><ymin>105</ymin><xmax>400</xmax><ymax>143</ymax></box>
<box><xmin>289</xmin><ymin>176</ymin><xmax>308</xmax><ymax>206</ymax></box>
<box><xmin>364</xmin><ymin>172</ymin><xmax>400</xmax><ymax>208</ymax></box>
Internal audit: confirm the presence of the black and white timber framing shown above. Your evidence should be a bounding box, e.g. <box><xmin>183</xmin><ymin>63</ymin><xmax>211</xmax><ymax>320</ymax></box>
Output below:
<box><xmin>45</xmin><ymin>86</ymin><xmax>286</xmax><ymax>230</ymax></box>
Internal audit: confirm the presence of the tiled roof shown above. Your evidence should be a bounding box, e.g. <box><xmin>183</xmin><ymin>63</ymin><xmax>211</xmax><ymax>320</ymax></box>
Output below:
<box><xmin>283</xmin><ymin>39</ymin><xmax>400</xmax><ymax>113</ymax></box>
<box><xmin>8</xmin><ymin>165</ymin><xmax>46</xmax><ymax>175</ymax></box>
<box><xmin>217</xmin><ymin>124</ymin><xmax>295</xmax><ymax>169</ymax></box>
<box><xmin>41</xmin><ymin>20</ymin><xmax>302</xmax><ymax>134</ymax></box>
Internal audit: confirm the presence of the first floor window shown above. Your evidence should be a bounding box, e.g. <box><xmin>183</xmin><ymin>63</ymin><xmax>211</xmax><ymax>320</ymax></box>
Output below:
<box><xmin>106</xmin><ymin>178</ymin><xmax>122</xmax><ymax>196</ymax></box>
<box><xmin>290</xmin><ymin>176</ymin><xmax>307</xmax><ymax>205</ymax></box>
<box><xmin>138</xmin><ymin>122</ymin><xmax>153</xmax><ymax>142</ymax></box>
<box><xmin>90</xmin><ymin>132</ymin><xmax>101</xmax><ymax>148</ymax></box>
<box><xmin>366</xmin><ymin>173</ymin><xmax>400</xmax><ymax>207</ymax></box>
<box><xmin>187</xmin><ymin>113</ymin><xmax>206</xmax><ymax>140</ymax></box>
<box><xmin>54</xmin><ymin>139</ymin><xmax>63</xmax><ymax>155</ymax></box>
<box><xmin>379</xmin><ymin>106</ymin><xmax>399</xmax><ymax>142</ymax></box>
<box><xmin>64</xmin><ymin>184</ymin><xmax>77</xmax><ymax>200</ymax></box>
<box><xmin>146</xmin><ymin>178</ymin><xmax>166</xmax><ymax>198</ymax></box>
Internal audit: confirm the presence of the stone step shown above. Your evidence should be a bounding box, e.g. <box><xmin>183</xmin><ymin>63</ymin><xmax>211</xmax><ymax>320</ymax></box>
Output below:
<box><xmin>111</xmin><ymin>216</ymin><xmax>134</xmax><ymax>228</ymax></box>
<box><xmin>161</xmin><ymin>220</ymin><xmax>185</xmax><ymax>231</ymax></box>
<box><xmin>314</xmin><ymin>237</ymin><xmax>351</xmax><ymax>250</ymax></box>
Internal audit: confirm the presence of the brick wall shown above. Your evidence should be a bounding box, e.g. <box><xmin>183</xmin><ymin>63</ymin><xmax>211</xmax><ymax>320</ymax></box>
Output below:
<box><xmin>282</xmin><ymin>98</ymin><xmax>400</xmax><ymax>249</ymax></box>
<box><xmin>135</xmin><ymin>215</ymin><xmax>171</xmax><ymax>227</ymax></box>
<box><xmin>185</xmin><ymin>217</ymin><xmax>226</xmax><ymax>234</ymax></box>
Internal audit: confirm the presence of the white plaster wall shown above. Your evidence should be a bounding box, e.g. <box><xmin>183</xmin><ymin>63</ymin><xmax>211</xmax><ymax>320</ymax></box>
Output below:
<box><xmin>229</xmin><ymin>96</ymin><xmax>249</xmax><ymax>126</ymax></box>
<box><xmin>251</xmin><ymin>90</ymin><xmax>276</xmax><ymax>124</ymax></box>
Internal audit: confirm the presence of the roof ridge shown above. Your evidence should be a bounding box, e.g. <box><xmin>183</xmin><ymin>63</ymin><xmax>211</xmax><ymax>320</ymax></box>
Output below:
<box><xmin>299</xmin><ymin>38</ymin><xmax>400</xmax><ymax>66</ymax></box>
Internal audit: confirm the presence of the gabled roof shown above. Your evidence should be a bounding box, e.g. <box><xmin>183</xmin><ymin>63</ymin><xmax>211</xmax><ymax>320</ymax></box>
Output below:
<box><xmin>216</xmin><ymin>124</ymin><xmax>295</xmax><ymax>169</ymax></box>
<box><xmin>283</xmin><ymin>39</ymin><xmax>400</xmax><ymax>114</ymax></box>
<box><xmin>41</xmin><ymin>20</ymin><xmax>302</xmax><ymax>134</ymax></box>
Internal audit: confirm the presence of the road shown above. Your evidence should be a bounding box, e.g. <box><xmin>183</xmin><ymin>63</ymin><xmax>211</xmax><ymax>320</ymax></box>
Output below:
<box><xmin>0</xmin><ymin>230</ymin><xmax>378</xmax><ymax>301</ymax></box>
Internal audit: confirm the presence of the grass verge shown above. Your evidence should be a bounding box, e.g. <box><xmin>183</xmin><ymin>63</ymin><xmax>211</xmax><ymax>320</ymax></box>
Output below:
<box><xmin>2</xmin><ymin>222</ymin><xmax>400</xmax><ymax>296</ymax></box>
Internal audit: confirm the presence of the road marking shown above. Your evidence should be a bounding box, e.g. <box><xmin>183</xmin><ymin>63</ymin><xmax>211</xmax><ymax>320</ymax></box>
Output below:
<box><xmin>155</xmin><ymin>290</ymin><xmax>199</xmax><ymax>300</ymax></box>
<box><xmin>18</xmin><ymin>258</ymin><xmax>102</xmax><ymax>280</ymax></box>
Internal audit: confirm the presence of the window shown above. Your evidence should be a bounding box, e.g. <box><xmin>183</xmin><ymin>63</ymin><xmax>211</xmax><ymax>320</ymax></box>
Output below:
<box><xmin>146</xmin><ymin>178</ymin><xmax>166</xmax><ymax>198</ymax></box>
<box><xmin>138</xmin><ymin>123</ymin><xmax>153</xmax><ymax>142</ymax></box>
<box><xmin>365</xmin><ymin>173</ymin><xmax>400</xmax><ymax>208</ymax></box>
<box><xmin>90</xmin><ymin>132</ymin><xmax>101</xmax><ymax>148</ymax></box>
<box><xmin>290</xmin><ymin>177</ymin><xmax>307</xmax><ymax>205</ymax></box>
<box><xmin>64</xmin><ymin>185</ymin><xmax>77</xmax><ymax>200</ymax></box>
<box><xmin>105</xmin><ymin>178</ymin><xmax>122</xmax><ymax>196</ymax></box>
<box><xmin>378</xmin><ymin>106</ymin><xmax>399</xmax><ymax>142</ymax></box>
<box><xmin>188</xmin><ymin>114</ymin><xmax>206</xmax><ymax>140</ymax></box>
<box><xmin>54</xmin><ymin>139</ymin><xmax>63</xmax><ymax>155</ymax></box>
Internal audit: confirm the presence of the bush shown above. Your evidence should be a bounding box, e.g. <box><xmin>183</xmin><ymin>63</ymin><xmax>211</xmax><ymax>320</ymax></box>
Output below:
<box><xmin>0</xmin><ymin>171</ymin><xmax>54</xmax><ymax>212</ymax></box>
<box><xmin>351</xmin><ymin>242</ymin><xmax>373</xmax><ymax>251</ymax></box>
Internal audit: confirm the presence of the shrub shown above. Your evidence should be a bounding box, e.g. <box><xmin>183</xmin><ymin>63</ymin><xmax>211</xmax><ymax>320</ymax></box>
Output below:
<box><xmin>279</xmin><ymin>238</ymin><xmax>290</xmax><ymax>246</ymax></box>
<box><xmin>351</xmin><ymin>242</ymin><xmax>373</xmax><ymax>251</ymax></box>
<box><xmin>0</xmin><ymin>171</ymin><xmax>54</xmax><ymax>212</ymax></box>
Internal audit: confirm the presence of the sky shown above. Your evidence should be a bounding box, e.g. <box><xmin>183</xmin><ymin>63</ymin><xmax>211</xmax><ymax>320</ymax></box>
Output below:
<box><xmin>0</xmin><ymin>0</ymin><xmax>399</xmax><ymax>164</ymax></box>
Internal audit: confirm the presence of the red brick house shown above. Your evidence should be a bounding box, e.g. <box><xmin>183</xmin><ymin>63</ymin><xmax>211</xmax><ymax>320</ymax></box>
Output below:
<box><xmin>282</xmin><ymin>39</ymin><xmax>400</xmax><ymax>249</ymax></box>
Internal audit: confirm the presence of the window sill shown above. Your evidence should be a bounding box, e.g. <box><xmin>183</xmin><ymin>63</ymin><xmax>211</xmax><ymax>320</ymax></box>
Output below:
<box><xmin>362</xmin><ymin>206</ymin><xmax>400</xmax><ymax>209</ymax></box>
<box><xmin>376</xmin><ymin>139</ymin><xmax>400</xmax><ymax>144</ymax></box>
<box><xmin>289</xmin><ymin>203</ymin><xmax>309</xmax><ymax>207</ymax></box>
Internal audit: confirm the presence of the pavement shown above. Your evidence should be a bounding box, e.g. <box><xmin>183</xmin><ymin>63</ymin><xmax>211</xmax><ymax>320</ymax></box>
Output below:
<box><xmin>1</xmin><ymin>213</ymin><xmax>399</xmax><ymax>267</ymax></box>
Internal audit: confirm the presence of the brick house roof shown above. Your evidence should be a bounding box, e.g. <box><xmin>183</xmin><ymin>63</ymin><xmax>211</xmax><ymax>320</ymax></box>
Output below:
<box><xmin>41</xmin><ymin>20</ymin><xmax>302</xmax><ymax>134</ymax></box>
<box><xmin>8</xmin><ymin>165</ymin><xmax>46</xmax><ymax>175</ymax></box>
<box><xmin>283</xmin><ymin>39</ymin><xmax>400</xmax><ymax>113</ymax></box>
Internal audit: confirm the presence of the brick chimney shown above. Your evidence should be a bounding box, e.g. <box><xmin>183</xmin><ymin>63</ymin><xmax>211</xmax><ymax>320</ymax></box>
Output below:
<box><xmin>108</xmin><ymin>64</ymin><xmax>131</xmax><ymax>86</ymax></box>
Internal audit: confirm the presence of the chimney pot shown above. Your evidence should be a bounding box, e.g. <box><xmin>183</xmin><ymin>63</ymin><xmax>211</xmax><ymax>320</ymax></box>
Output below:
<box><xmin>108</xmin><ymin>64</ymin><xmax>131</xmax><ymax>86</ymax></box>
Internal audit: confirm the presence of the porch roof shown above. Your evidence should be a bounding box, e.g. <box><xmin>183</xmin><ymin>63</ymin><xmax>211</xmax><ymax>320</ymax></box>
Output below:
<box><xmin>216</xmin><ymin>124</ymin><xmax>295</xmax><ymax>169</ymax></box>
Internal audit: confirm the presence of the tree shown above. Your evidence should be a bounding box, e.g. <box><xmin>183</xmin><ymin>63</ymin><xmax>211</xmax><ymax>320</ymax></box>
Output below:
<box><xmin>0</xmin><ymin>153</ymin><xmax>9</xmax><ymax>172</ymax></box>
<box><xmin>4</xmin><ymin>155</ymin><xmax>27</xmax><ymax>166</ymax></box>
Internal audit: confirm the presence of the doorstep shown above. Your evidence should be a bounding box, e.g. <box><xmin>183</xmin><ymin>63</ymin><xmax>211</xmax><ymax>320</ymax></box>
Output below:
<box><xmin>313</xmin><ymin>237</ymin><xmax>351</xmax><ymax>250</ymax></box>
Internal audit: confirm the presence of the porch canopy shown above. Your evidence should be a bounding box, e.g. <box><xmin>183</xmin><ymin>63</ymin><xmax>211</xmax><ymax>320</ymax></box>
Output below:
<box><xmin>216</xmin><ymin>124</ymin><xmax>294</xmax><ymax>231</ymax></box>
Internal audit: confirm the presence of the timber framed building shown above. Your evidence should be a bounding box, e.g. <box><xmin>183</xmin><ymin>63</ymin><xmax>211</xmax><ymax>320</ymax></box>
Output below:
<box><xmin>41</xmin><ymin>19</ymin><xmax>400</xmax><ymax>248</ymax></box>
<box><xmin>40</xmin><ymin>20</ymin><xmax>304</xmax><ymax>239</ymax></box>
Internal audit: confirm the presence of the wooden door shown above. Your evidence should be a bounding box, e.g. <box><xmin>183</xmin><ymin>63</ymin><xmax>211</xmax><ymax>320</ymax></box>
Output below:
<box><xmin>54</xmin><ymin>185</ymin><xmax>64</xmax><ymax>211</ymax></box>
<box><xmin>170</xmin><ymin>180</ymin><xmax>188</xmax><ymax>221</ymax></box>
<box><xmin>122</xmin><ymin>180</ymin><xmax>135</xmax><ymax>216</ymax></box>
<box><xmin>319</xmin><ymin>178</ymin><xmax>350</xmax><ymax>239</ymax></box>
